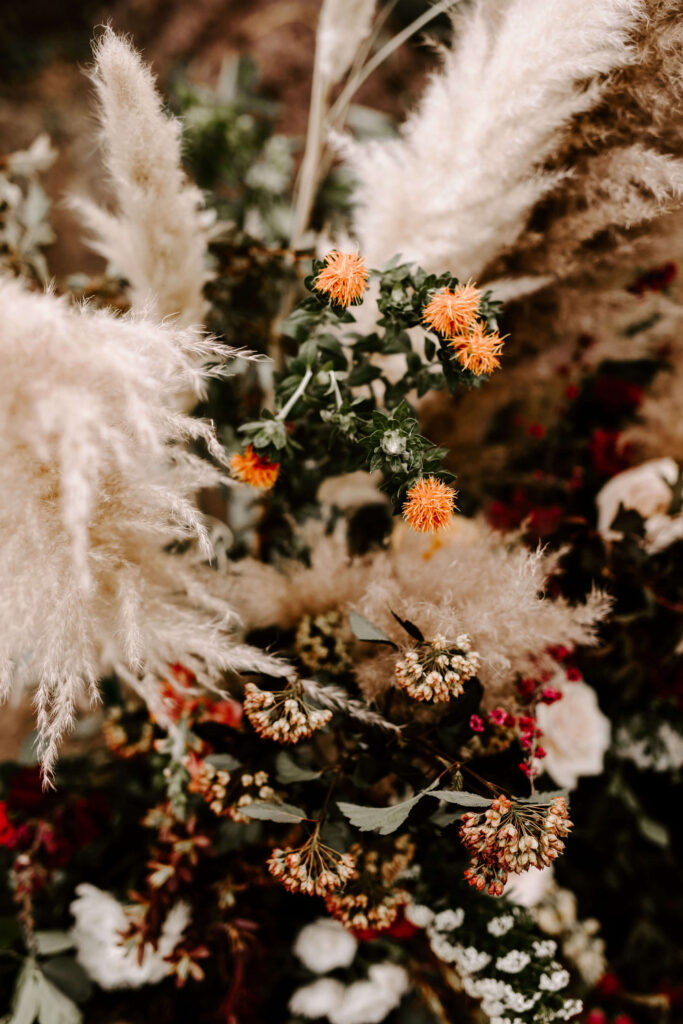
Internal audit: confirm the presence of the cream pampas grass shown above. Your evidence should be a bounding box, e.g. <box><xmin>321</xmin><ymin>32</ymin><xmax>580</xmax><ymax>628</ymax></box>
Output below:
<box><xmin>230</xmin><ymin>519</ymin><xmax>610</xmax><ymax>707</ymax></box>
<box><xmin>0</xmin><ymin>275</ymin><xmax>281</xmax><ymax>780</ymax></box>
<box><xmin>343</xmin><ymin>0</ymin><xmax>644</xmax><ymax>286</ymax></box>
<box><xmin>71</xmin><ymin>29</ymin><xmax>210</xmax><ymax>326</ymax></box>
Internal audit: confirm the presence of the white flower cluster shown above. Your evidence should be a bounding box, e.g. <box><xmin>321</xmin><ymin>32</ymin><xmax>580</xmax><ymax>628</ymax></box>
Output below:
<box><xmin>423</xmin><ymin>898</ymin><xmax>578</xmax><ymax>1024</ymax></box>
<box><xmin>395</xmin><ymin>634</ymin><xmax>480</xmax><ymax>702</ymax></box>
<box><xmin>617</xmin><ymin>721</ymin><xmax>683</xmax><ymax>773</ymax></box>
<box><xmin>488</xmin><ymin>914</ymin><xmax>515</xmax><ymax>936</ymax></box>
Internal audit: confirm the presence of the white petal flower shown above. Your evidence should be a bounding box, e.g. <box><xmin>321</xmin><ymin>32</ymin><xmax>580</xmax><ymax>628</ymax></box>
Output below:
<box><xmin>495</xmin><ymin>950</ymin><xmax>531</xmax><ymax>973</ymax></box>
<box><xmin>293</xmin><ymin>918</ymin><xmax>358</xmax><ymax>974</ymax></box>
<box><xmin>70</xmin><ymin>884</ymin><xmax>189</xmax><ymax>989</ymax></box>
<box><xmin>329</xmin><ymin>964</ymin><xmax>410</xmax><ymax>1024</ymax></box>
<box><xmin>289</xmin><ymin>978</ymin><xmax>346</xmax><ymax>1019</ymax></box>
<box><xmin>536</xmin><ymin>675</ymin><xmax>611</xmax><ymax>789</ymax></box>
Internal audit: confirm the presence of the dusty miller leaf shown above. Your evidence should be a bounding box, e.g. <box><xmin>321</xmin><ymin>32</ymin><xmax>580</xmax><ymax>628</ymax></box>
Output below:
<box><xmin>275</xmin><ymin>751</ymin><xmax>321</xmax><ymax>783</ymax></box>
<box><xmin>426</xmin><ymin>789</ymin><xmax>493</xmax><ymax>808</ymax></box>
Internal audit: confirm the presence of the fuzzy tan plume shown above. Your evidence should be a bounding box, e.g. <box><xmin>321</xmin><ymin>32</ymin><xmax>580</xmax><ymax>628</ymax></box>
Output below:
<box><xmin>71</xmin><ymin>28</ymin><xmax>210</xmax><ymax>326</ymax></box>
<box><xmin>343</xmin><ymin>0</ymin><xmax>644</xmax><ymax>285</ymax></box>
<box><xmin>0</xmin><ymin>276</ymin><xmax>282</xmax><ymax>780</ymax></box>
<box><xmin>230</xmin><ymin>519</ymin><xmax>610</xmax><ymax>707</ymax></box>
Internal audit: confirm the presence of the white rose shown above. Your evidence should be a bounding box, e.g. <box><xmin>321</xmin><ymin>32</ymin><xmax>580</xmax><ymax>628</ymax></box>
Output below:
<box><xmin>289</xmin><ymin>978</ymin><xmax>346</xmax><ymax>1019</ymax></box>
<box><xmin>293</xmin><ymin>918</ymin><xmax>358</xmax><ymax>974</ymax></box>
<box><xmin>596</xmin><ymin>458</ymin><xmax>678</xmax><ymax>544</ymax></box>
<box><xmin>70</xmin><ymin>884</ymin><xmax>189</xmax><ymax>989</ymax></box>
<box><xmin>329</xmin><ymin>964</ymin><xmax>410</xmax><ymax>1024</ymax></box>
<box><xmin>536</xmin><ymin>677</ymin><xmax>610</xmax><ymax>789</ymax></box>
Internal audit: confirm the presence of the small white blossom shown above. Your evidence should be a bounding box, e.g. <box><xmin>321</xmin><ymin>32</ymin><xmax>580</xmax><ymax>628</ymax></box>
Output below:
<box><xmin>431</xmin><ymin>907</ymin><xmax>465</xmax><ymax>932</ymax></box>
<box><xmin>495</xmin><ymin>950</ymin><xmax>531</xmax><ymax>974</ymax></box>
<box><xmin>532</xmin><ymin>939</ymin><xmax>558</xmax><ymax>959</ymax></box>
<box><xmin>487</xmin><ymin>914</ymin><xmax>515</xmax><ymax>936</ymax></box>
<box><xmin>404</xmin><ymin>902</ymin><xmax>434</xmax><ymax>928</ymax></box>
<box><xmin>539</xmin><ymin>969</ymin><xmax>570</xmax><ymax>992</ymax></box>
<box><xmin>289</xmin><ymin>978</ymin><xmax>346</xmax><ymax>1019</ymax></box>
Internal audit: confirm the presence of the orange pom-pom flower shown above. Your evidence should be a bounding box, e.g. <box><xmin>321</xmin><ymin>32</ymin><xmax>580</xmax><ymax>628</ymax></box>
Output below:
<box><xmin>423</xmin><ymin>285</ymin><xmax>480</xmax><ymax>338</ymax></box>
<box><xmin>451</xmin><ymin>323</ymin><xmax>505</xmax><ymax>377</ymax></box>
<box><xmin>230</xmin><ymin>445</ymin><xmax>280</xmax><ymax>489</ymax></box>
<box><xmin>314</xmin><ymin>251</ymin><xmax>369</xmax><ymax>307</ymax></box>
<box><xmin>402</xmin><ymin>477</ymin><xmax>457</xmax><ymax>533</ymax></box>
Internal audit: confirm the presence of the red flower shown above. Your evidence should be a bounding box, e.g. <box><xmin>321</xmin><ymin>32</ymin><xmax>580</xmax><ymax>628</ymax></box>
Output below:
<box><xmin>517</xmin><ymin>677</ymin><xmax>537</xmax><ymax>699</ymax></box>
<box><xmin>200</xmin><ymin>698</ymin><xmax>243</xmax><ymax>730</ymax></box>
<box><xmin>596</xmin><ymin>972</ymin><xmax>621</xmax><ymax>996</ymax></box>
<box><xmin>593</xmin><ymin>377</ymin><xmax>643</xmax><ymax>412</ymax></box>
<box><xmin>0</xmin><ymin>802</ymin><xmax>17</xmax><ymax>847</ymax></box>
<box><xmin>528</xmin><ymin>423</ymin><xmax>546</xmax><ymax>439</ymax></box>
<box><xmin>565</xmin><ymin>666</ymin><xmax>582</xmax><ymax>682</ymax></box>
<box><xmin>540</xmin><ymin>687</ymin><xmax>563</xmax><ymax>704</ymax></box>
<box><xmin>527</xmin><ymin>505</ymin><xmax>563</xmax><ymax>537</ymax></box>
<box><xmin>585</xmin><ymin>1011</ymin><xmax>607</xmax><ymax>1024</ymax></box>
<box><xmin>564</xmin><ymin>383</ymin><xmax>580</xmax><ymax>400</ymax></box>
<box><xmin>590</xmin><ymin>430</ymin><xmax>632</xmax><ymax>478</ymax></box>
<box><xmin>469</xmin><ymin>714</ymin><xmax>484</xmax><ymax>733</ymax></box>
<box><xmin>628</xmin><ymin>261</ymin><xmax>677</xmax><ymax>295</ymax></box>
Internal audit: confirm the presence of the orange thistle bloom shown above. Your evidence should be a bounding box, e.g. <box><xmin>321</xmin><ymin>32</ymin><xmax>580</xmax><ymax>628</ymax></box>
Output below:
<box><xmin>230</xmin><ymin>445</ymin><xmax>280</xmax><ymax>489</ymax></box>
<box><xmin>314</xmin><ymin>250</ymin><xmax>369</xmax><ymax>307</ymax></box>
<box><xmin>451</xmin><ymin>323</ymin><xmax>505</xmax><ymax>377</ymax></box>
<box><xmin>422</xmin><ymin>284</ymin><xmax>480</xmax><ymax>338</ymax></box>
<box><xmin>402</xmin><ymin>477</ymin><xmax>457</xmax><ymax>533</ymax></box>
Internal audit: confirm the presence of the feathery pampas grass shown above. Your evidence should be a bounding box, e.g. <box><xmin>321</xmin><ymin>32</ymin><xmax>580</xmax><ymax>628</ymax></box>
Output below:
<box><xmin>0</xmin><ymin>275</ymin><xmax>283</xmax><ymax>781</ymax></box>
<box><xmin>230</xmin><ymin>519</ymin><xmax>610</xmax><ymax>707</ymax></box>
<box><xmin>343</xmin><ymin>0</ymin><xmax>644</xmax><ymax>289</ymax></box>
<box><xmin>71</xmin><ymin>29</ymin><xmax>210</xmax><ymax>326</ymax></box>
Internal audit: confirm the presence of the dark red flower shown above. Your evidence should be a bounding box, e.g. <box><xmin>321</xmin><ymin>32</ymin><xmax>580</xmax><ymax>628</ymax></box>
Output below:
<box><xmin>593</xmin><ymin>377</ymin><xmax>643</xmax><ymax>412</ymax></box>
<box><xmin>590</xmin><ymin>430</ymin><xmax>632</xmax><ymax>478</ymax></box>
<box><xmin>527</xmin><ymin>505</ymin><xmax>563</xmax><ymax>537</ymax></box>
<box><xmin>565</xmin><ymin>666</ymin><xmax>582</xmax><ymax>682</ymax></box>
<box><xmin>0</xmin><ymin>802</ymin><xmax>17</xmax><ymax>847</ymax></box>
<box><xmin>596</xmin><ymin>972</ymin><xmax>621</xmax><ymax>996</ymax></box>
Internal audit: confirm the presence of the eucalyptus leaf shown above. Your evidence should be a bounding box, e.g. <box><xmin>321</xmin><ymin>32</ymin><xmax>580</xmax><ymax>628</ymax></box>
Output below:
<box><xmin>349</xmin><ymin>610</ymin><xmax>397</xmax><ymax>648</ymax></box>
<box><xmin>338</xmin><ymin>789</ymin><xmax>427</xmax><ymax>835</ymax></box>
<box><xmin>204</xmin><ymin>753</ymin><xmax>241</xmax><ymax>772</ymax></box>
<box><xmin>275</xmin><ymin>751</ymin><xmax>321</xmax><ymax>784</ymax></box>
<box><xmin>237</xmin><ymin>801</ymin><xmax>308</xmax><ymax>823</ymax></box>
<box><xmin>33</xmin><ymin>933</ymin><xmax>74</xmax><ymax>957</ymax></box>
<box><xmin>426</xmin><ymin>789</ymin><xmax>492</xmax><ymax>808</ymax></box>
<box><xmin>518</xmin><ymin>789</ymin><xmax>569</xmax><ymax>805</ymax></box>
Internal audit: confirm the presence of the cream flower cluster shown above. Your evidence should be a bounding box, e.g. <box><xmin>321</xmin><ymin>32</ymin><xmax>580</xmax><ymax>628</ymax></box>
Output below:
<box><xmin>394</xmin><ymin>634</ymin><xmax>480</xmax><ymax>702</ymax></box>
<box><xmin>244</xmin><ymin>682</ymin><xmax>332</xmax><ymax>743</ymax></box>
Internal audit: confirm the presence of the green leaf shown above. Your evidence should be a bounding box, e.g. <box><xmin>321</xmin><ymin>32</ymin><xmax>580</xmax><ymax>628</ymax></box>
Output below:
<box><xmin>518</xmin><ymin>789</ymin><xmax>569</xmax><ymax>805</ymax></box>
<box><xmin>204</xmin><ymin>753</ymin><xmax>241</xmax><ymax>772</ymax></box>
<box><xmin>426</xmin><ymin>790</ymin><xmax>492</xmax><ymax>808</ymax></box>
<box><xmin>348</xmin><ymin>610</ymin><xmax>397</xmax><ymax>647</ymax></box>
<box><xmin>337</xmin><ymin>790</ymin><xmax>426</xmax><ymax>835</ymax></box>
<box><xmin>6</xmin><ymin>960</ymin><xmax>82</xmax><ymax>1024</ymax></box>
<box><xmin>237</xmin><ymin>801</ymin><xmax>308</xmax><ymax>823</ymax></box>
<box><xmin>275</xmin><ymin>751</ymin><xmax>321</xmax><ymax>784</ymax></box>
<box><xmin>33</xmin><ymin>934</ymin><xmax>74</xmax><ymax>958</ymax></box>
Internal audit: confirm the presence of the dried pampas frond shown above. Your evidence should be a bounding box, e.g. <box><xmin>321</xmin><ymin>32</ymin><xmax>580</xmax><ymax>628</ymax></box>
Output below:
<box><xmin>0</xmin><ymin>275</ymin><xmax>281</xmax><ymax>780</ymax></box>
<box><xmin>344</xmin><ymin>0</ymin><xmax>643</xmax><ymax>283</ymax></box>
<box><xmin>354</xmin><ymin>521</ymin><xmax>611</xmax><ymax>704</ymax></box>
<box><xmin>71</xmin><ymin>29</ymin><xmax>210</xmax><ymax>326</ymax></box>
<box><xmin>230</xmin><ymin>520</ymin><xmax>610</xmax><ymax>709</ymax></box>
<box><xmin>316</xmin><ymin>0</ymin><xmax>377</xmax><ymax>86</ymax></box>
<box><xmin>498</xmin><ymin>0</ymin><xmax>683</xmax><ymax>285</ymax></box>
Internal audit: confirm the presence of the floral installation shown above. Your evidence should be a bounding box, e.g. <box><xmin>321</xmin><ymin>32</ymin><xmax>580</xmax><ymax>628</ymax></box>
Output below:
<box><xmin>1</xmin><ymin>4</ymin><xmax>682</xmax><ymax>1024</ymax></box>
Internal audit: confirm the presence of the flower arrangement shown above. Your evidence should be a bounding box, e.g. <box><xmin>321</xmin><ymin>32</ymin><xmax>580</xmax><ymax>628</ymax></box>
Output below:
<box><xmin>1</xmin><ymin>5</ymin><xmax>682</xmax><ymax>1024</ymax></box>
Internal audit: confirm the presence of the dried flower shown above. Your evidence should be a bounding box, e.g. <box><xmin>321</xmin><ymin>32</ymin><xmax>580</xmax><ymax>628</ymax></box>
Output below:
<box><xmin>103</xmin><ymin>706</ymin><xmax>154</xmax><ymax>759</ymax></box>
<box><xmin>423</xmin><ymin>285</ymin><xmax>481</xmax><ymax>338</ymax></box>
<box><xmin>460</xmin><ymin>795</ymin><xmax>572</xmax><ymax>897</ymax></box>
<box><xmin>230</xmin><ymin>445</ymin><xmax>280</xmax><ymax>489</ymax></box>
<box><xmin>325</xmin><ymin>835</ymin><xmax>415</xmax><ymax>932</ymax></box>
<box><xmin>244</xmin><ymin>680</ymin><xmax>332</xmax><ymax>743</ymax></box>
<box><xmin>451</xmin><ymin>323</ymin><xmax>505</xmax><ymax>376</ymax></box>
<box><xmin>314</xmin><ymin>251</ymin><xmax>369</xmax><ymax>307</ymax></box>
<box><xmin>402</xmin><ymin>477</ymin><xmax>457</xmax><ymax>533</ymax></box>
<box><xmin>395</xmin><ymin>633</ymin><xmax>480</xmax><ymax>702</ymax></box>
<box><xmin>268</xmin><ymin>835</ymin><xmax>356</xmax><ymax>896</ymax></box>
<box><xmin>296</xmin><ymin>611</ymin><xmax>353</xmax><ymax>676</ymax></box>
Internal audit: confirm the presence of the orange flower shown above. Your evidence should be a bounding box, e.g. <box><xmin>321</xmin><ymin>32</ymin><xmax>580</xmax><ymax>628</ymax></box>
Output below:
<box><xmin>314</xmin><ymin>250</ymin><xmax>369</xmax><ymax>307</ymax></box>
<box><xmin>230</xmin><ymin>445</ymin><xmax>280</xmax><ymax>488</ymax></box>
<box><xmin>451</xmin><ymin>323</ymin><xmax>505</xmax><ymax>376</ymax></box>
<box><xmin>402</xmin><ymin>477</ymin><xmax>457</xmax><ymax>533</ymax></box>
<box><xmin>423</xmin><ymin>284</ymin><xmax>480</xmax><ymax>338</ymax></box>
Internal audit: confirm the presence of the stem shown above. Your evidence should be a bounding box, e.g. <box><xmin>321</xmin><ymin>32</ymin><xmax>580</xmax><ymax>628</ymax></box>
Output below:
<box><xmin>327</xmin><ymin>0</ymin><xmax>463</xmax><ymax>130</ymax></box>
<box><xmin>314</xmin><ymin>772</ymin><xmax>339</xmax><ymax>835</ymax></box>
<box><xmin>329</xmin><ymin>370</ymin><xmax>343</xmax><ymax>409</ymax></box>
<box><xmin>276</xmin><ymin>366</ymin><xmax>313</xmax><ymax>421</ymax></box>
<box><xmin>290</xmin><ymin>59</ymin><xmax>330</xmax><ymax>249</ymax></box>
